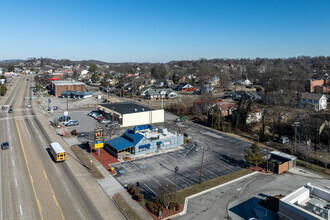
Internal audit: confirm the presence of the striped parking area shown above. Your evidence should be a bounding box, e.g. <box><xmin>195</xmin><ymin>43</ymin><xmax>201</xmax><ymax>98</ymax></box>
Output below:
<box><xmin>111</xmin><ymin>130</ymin><xmax>259</xmax><ymax>199</ymax></box>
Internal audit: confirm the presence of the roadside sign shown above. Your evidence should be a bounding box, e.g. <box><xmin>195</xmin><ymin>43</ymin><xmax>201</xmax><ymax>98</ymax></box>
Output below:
<box><xmin>95</xmin><ymin>142</ymin><xmax>104</xmax><ymax>149</ymax></box>
<box><xmin>94</xmin><ymin>129</ymin><xmax>103</xmax><ymax>142</ymax></box>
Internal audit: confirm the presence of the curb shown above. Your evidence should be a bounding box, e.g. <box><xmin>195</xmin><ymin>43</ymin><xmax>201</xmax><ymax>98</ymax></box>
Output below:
<box><xmin>164</xmin><ymin>171</ymin><xmax>259</xmax><ymax>219</ymax></box>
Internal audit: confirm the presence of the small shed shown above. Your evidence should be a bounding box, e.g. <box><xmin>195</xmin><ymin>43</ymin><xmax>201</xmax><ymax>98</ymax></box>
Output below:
<box><xmin>268</xmin><ymin>151</ymin><xmax>297</xmax><ymax>174</ymax></box>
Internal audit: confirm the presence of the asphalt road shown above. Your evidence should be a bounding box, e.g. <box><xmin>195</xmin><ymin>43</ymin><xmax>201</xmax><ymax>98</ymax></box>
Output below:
<box><xmin>0</xmin><ymin>76</ymin><xmax>102</xmax><ymax>220</ymax></box>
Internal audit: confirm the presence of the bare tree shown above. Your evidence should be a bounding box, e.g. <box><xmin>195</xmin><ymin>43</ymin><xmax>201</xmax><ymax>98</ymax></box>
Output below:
<box><xmin>321</xmin><ymin>148</ymin><xmax>330</xmax><ymax>172</ymax></box>
<box><xmin>158</xmin><ymin>182</ymin><xmax>175</xmax><ymax>210</ymax></box>
<box><xmin>298</xmin><ymin>143</ymin><xmax>313</xmax><ymax>167</ymax></box>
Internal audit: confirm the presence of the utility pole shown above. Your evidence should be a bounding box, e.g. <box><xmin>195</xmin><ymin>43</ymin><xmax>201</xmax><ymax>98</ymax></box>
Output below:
<box><xmin>199</xmin><ymin>147</ymin><xmax>205</xmax><ymax>184</ymax></box>
<box><xmin>292</xmin><ymin>122</ymin><xmax>300</xmax><ymax>154</ymax></box>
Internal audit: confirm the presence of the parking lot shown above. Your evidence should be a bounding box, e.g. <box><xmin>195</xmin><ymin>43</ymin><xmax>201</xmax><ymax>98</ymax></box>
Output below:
<box><xmin>112</xmin><ymin>124</ymin><xmax>269</xmax><ymax>199</ymax></box>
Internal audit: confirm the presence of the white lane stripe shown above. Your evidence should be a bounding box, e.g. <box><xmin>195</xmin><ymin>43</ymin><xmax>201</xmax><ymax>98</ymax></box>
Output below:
<box><xmin>166</xmin><ymin>177</ymin><xmax>182</xmax><ymax>190</ymax></box>
<box><xmin>19</xmin><ymin>205</ymin><xmax>22</xmax><ymax>215</ymax></box>
<box><xmin>12</xmin><ymin>159</ymin><xmax>15</xmax><ymax>166</ymax></box>
<box><xmin>23</xmin><ymin>120</ymin><xmax>31</xmax><ymax>139</ymax></box>
<box><xmin>144</xmin><ymin>183</ymin><xmax>157</xmax><ymax>196</ymax></box>
<box><xmin>15</xmin><ymin>179</ymin><xmax>17</xmax><ymax>187</ymax></box>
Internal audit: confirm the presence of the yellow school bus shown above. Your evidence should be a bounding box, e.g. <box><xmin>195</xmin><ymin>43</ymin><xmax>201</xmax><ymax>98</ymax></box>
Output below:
<box><xmin>50</xmin><ymin>142</ymin><xmax>66</xmax><ymax>162</ymax></box>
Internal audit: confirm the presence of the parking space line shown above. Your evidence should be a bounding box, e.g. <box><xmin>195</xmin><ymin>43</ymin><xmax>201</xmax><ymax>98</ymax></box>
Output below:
<box><xmin>166</xmin><ymin>178</ymin><xmax>182</xmax><ymax>190</ymax></box>
<box><xmin>167</xmin><ymin>153</ymin><xmax>177</xmax><ymax>161</ymax></box>
<box><xmin>144</xmin><ymin>184</ymin><xmax>157</xmax><ymax>196</ymax></box>
<box><xmin>128</xmin><ymin>161</ymin><xmax>139</xmax><ymax>170</ymax></box>
<box><xmin>203</xmin><ymin>168</ymin><xmax>218</xmax><ymax>178</ymax></box>
<box><xmin>176</xmin><ymin>175</ymin><xmax>193</xmax><ymax>186</ymax></box>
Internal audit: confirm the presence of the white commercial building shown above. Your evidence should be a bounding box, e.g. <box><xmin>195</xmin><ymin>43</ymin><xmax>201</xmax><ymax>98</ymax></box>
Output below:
<box><xmin>98</xmin><ymin>102</ymin><xmax>164</xmax><ymax>127</ymax></box>
<box><xmin>278</xmin><ymin>183</ymin><xmax>330</xmax><ymax>220</ymax></box>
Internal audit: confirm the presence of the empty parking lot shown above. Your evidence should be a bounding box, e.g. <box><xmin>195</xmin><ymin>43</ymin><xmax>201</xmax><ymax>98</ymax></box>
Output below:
<box><xmin>112</xmin><ymin>126</ymin><xmax>269</xmax><ymax>199</ymax></box>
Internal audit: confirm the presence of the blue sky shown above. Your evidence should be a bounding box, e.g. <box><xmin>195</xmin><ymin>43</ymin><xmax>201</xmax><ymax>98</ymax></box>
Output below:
<box><xmin>0</xmin><ymin>0</ymin><xmax>329</xmax><ymax>62</ymax></box>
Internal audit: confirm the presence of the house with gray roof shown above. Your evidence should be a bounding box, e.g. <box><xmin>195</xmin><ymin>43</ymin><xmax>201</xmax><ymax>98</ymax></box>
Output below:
<box><xmin>144</xmin><ymin>88</ymin><xmax>177</xmax><ymax>99</ymax></box>
<box><xmin>300</xmin><ymin>93</ymin><xmax>327</xmax><ymax>111</ymax></box>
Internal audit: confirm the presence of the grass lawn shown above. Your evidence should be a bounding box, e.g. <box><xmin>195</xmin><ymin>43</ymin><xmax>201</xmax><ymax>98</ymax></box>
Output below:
<box><xmin>296</xmin><ymin>159</ymin><xmax>329</xmax><ymax>178</ymax></box>
<box><xmin>140</xmin><ymin>169</ymin><xmax>253</xmax><ymax>208</ymax></box>
<box><xmin>70</xmin><ymin>145</ymin><xmax>104</xmax><ymax>179</ymax></box>
<box><xmin>113</xmin><ymin>193</ymin><xmax>141</xmax><ymax>220</ymax></box>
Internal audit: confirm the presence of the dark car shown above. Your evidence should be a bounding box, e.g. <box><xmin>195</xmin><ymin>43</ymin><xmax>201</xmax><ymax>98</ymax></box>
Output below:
<box><xmin>58</xmin><ymin>115</ymin><xmax>71</xmax><ymax>121</ymax></box>
<box><xmin>8</xmin><ymin>108</ymin><xmax>13</xmax><ymax>113</ymax></box>
<box><xmin>1</xmin><ymin>142</ymin><xmax>9</xmax><ymax>150</ymax></box>
<box><xmin>106</xmin><ymin>121</ymin><xmax>119</xmax><ymax>127</ymax></box>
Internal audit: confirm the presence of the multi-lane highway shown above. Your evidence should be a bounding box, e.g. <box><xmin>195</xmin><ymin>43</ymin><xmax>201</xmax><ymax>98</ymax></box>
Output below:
<box><xmin>0</xmin><ymin>76</ymin><xmax>106</xmax><ymax>219</ymax></box>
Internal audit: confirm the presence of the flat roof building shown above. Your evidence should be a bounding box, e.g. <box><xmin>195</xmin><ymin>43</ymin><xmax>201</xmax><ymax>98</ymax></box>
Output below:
<box><xmin>98</xmin><ymin>102</ymin><xmax>164</xmax><ymax>127</ymax></box>
<box><xmin>51</xmin><ymin>81</ymin><xmax>86</xmax><ymax>97</ymax></box>
<box><xmin>278</xmin><ymin>183</ymin><xmax>330</xmax><ymax>220</ymax></box>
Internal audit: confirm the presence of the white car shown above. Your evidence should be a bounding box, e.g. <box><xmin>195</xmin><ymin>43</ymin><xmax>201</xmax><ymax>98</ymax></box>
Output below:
<box><xmin>27</xmin><ymin>104</ymin><xmax>31</xmax><ymax>108</ymax></box>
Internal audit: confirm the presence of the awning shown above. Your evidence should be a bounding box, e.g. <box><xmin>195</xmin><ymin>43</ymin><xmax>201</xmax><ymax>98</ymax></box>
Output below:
<box><xmin>157</xmin><ymin>141</ymin><xmax>162</xmax><ymax>145</ymax></box>
<box><xmin>139</xmin><ymin>144</ymin><xmax>150</xmax><ymax>149</ymax></box>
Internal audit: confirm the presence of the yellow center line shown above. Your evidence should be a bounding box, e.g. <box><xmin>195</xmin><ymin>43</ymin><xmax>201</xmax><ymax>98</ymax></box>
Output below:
<box><xmin>39</xmin><ymin>160</ymin><xmax>65</xmax><ymax>220</ymax></box>
<box><xmin>15</xmin><ymin>120</ymin><xmax>43</xmax><ymax>220</ymax></box>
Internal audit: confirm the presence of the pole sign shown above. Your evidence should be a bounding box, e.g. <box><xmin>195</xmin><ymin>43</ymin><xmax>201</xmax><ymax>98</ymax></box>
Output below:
<box><xmin>94</xmin><ymin>129</ymin><xmax>104</xmax><ymax>149</ymax></box>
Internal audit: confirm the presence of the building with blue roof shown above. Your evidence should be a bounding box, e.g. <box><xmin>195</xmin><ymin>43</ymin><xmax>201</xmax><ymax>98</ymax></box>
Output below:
<box><xmin>104</xmin><ymin>125</ymin><xmax>184</xmax><ymax>159</ymax></box>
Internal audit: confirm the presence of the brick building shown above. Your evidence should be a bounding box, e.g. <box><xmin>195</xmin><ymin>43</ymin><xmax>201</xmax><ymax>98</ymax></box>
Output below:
<box><xmin>309</xmin><ymin>78</ymin><xmax>330</xmax><ymax>93</ymax></box>
<box><xmin>51</xmin><ymin>81</ymin><xmax>86</xmax><ymax>97</ymax></box>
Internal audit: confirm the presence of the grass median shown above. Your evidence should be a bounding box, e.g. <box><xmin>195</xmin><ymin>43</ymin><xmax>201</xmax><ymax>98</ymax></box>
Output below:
<box><xmin>71</xmin><ymin>145</ymin><xmax>104</xmax><ymax>179</ymax></box>
<box><xmin>296</xmin><ymin>159</ymin><xmax>329</xmax><ymax>178</ymax></box>
<box><xmin>113</xmin><ymin>193</ymin><xmax>141</xmax><ymax>220</ymax></box>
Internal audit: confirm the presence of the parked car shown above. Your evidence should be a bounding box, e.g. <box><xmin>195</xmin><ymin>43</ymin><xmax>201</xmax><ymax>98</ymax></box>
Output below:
<box><xmin>88</xmin><ymin>111</ymin><xmax>98</xmax><ymax>116</ymax></box>
<box><xmin>1</xmin><ymin>141</ymin><xmax>10</xmax><ymax>150</ymax></box>
<box><xmin>277</xmin><ymin>137</ymin><xmax>290</xmax><ymax>144</ymax></box>
<box><xmin>48</xmin><ymin>106</ymin><xmax>58</xmax><ymax>111</ymax></box>
<box><xmin>65</xmin><ymin>120</ymin><xmax>79</xmax><ymax>126</ymax></box>
<box><xmin>27</xmin><ymin>104</ymin><xmax>31</xmax><ymax>108</ymax></box>
<box><xmin>92</xmin><ymin>113</ymin><xmax>101</xmax><ymax>119</ymax></box>
<box><xmin>8</xmin><ymin>108</ymin><xmax>13</xmax><ymax>113</ymax></box>
<box><xmin>58</xmin><ymin>115</ymin><xmax>71</xmax><ymax>122</ymax></box>
<box><xmin>106</xmin><ymin>121</ymin><xmax>119</xmax><ymax>127</ymax></box>
<box><xmin>97</xmin><ymin>116</ymin><xmax>106</xmax><ymax>121</ymax></box>
<box><xmin>99</xmin><ymin>119</ymin><xmax>111</xmax><ymax>124</ymax></box>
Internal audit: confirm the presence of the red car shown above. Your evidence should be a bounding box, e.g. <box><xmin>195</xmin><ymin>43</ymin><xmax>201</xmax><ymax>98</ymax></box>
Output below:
<box><xmin>97</xmin><ymin>116</ymin><xmax>106</xmax><ymax>120</ymax></box>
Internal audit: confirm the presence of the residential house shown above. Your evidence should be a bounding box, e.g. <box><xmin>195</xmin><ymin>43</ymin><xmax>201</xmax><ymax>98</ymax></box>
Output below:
<box><xmin>232</xmin><ymin>106</ymin><xmax>263</xmax><ymax>124</ymax></box>
<box><xmin>175</xmin><ymin>83</ymin><xmax>196</xmax><ymax>92</ymax></box>
<box><xmin>308</xmin><ymin>78</ymin><xmax>330</xmax><ymax>93</ymax></box>
<box><xmin>246</xmin><ymin>106</ymin><xmax>263</xmax><ymax>124</ymax></box>
<box><xmin>144</xmin><ymin>88</ymin><xmax>177</xmax><ymax>99</ymax></box>
<box><xmin>209</xmin><ymin>76</ymin><xmax>220</xmax><ymax>86</ymax></box>
<box><xmin>300</xmin><ymin>93</ymin><xmax>327</xmax><ymax>111</ymax></box>
<box><xmin>200</xmin><ymin>84</ymin><xmax>214</xmax><ymax>94</ymax></box>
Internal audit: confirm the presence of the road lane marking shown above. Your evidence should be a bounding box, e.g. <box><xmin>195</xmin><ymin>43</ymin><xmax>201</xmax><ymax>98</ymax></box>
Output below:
<box><xmin>23</xmin><ymin>120</ymin><xmax>31</xmax><ymax>139</ymax></box>
<box><xmin>39</xmin><ymin>161</ymin><xmax>65</xmax><ymax>220</ymax></box>
<box><xmin>19</xmin><ymin>205</ymin><xmax>23</xmax><ymax>215</ymax></box>
<box><xmin>15</xmin><ymin>178</ymin><xmax>17</xmax><ymax>187</ymax></box>
<box><xmin>12</xmin><ymin>159</ymin><xmax>15</xmax><ymax>166</ymax></box>
<box><xmin>15</xmin><ymin>120</ymin><xmax>43</xmax><ymax>220</ymax></box>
